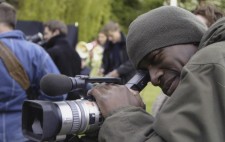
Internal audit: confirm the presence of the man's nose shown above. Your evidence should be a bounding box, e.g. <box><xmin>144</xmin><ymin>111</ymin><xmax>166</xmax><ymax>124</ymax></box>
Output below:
<box><xmin>148</xmin><ymin>67</ymin><xmax>163</xmax><ymax>86</ymax></box>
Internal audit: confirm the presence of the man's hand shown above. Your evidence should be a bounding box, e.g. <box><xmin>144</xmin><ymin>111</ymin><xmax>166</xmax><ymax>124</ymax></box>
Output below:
<box><xmin>88</xmin><ymin>84</ymin><xmax>145</xmax><ymax>118</ymax></box>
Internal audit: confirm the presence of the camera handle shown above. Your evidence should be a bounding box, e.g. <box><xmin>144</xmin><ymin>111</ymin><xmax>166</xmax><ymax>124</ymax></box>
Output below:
<box><xmin>69</xmin><ymin>75</ymin><xmax>122</xmax><ymax>90</ymax></box>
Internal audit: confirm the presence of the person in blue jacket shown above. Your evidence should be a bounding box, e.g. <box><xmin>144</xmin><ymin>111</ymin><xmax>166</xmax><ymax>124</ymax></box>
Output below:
<box><xmin>0</xmin><ymin>2</ymin><xmax>65</xmax><ymax>142</ymax></box>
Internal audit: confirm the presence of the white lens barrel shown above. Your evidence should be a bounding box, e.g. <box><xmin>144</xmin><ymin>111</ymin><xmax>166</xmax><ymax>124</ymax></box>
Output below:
<box><xmin>55</xmin><ymin>99</ymin><xmax>102</xmax><ymax>135</ymax></box>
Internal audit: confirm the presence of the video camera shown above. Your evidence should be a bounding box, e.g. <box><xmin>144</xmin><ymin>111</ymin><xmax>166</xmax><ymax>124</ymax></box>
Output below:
<box><xmin>26</xmin><ymin>32</ymin><xmax>46</xmax><ymax>46</ymax></box>
<box><xmin>22</xmin><ymin>70</ymin><xmax>150</xmax><ymax>142</ymax></box>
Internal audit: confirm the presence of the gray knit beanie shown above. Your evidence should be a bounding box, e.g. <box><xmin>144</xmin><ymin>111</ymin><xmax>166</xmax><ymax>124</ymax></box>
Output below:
<box><xmin>127</xmin><ymin>6</ymin><xmax>207</xmax><ymax>68</ymax></box>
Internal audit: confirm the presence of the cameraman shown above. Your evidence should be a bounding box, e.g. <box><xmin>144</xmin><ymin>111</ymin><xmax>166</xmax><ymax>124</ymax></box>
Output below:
<box><xmin>0</xmin><ymin>2</ymin><xmax>65</xmax><ymax>142</ymax></box>
<box><xmin>89</xmin><ymin>6</ymin><xmax>225</xmax><ymax>142</ymax></box>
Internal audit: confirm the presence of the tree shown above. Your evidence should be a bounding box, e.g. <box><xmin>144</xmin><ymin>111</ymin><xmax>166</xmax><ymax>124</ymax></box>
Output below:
<box><xmin>110</xmin><ymin>0</ymin><xmax>164</xmax><ymax>33</ymax></box>
<box><xmin>14</xmin><ymin>0</ymin><xmax>111</xmax><ymax>42</ymax></box>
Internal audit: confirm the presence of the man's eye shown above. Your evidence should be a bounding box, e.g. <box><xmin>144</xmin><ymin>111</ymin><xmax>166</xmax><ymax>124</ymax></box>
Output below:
<box><xmin>150</xmin><ymin>54</ymin><xmax>159</xmax><ymax>65</ymax></box>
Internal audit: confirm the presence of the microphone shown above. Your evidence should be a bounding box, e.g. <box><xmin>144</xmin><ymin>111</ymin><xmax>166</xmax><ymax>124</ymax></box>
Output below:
<box><xmin>40</xmin><ymin>74</ymin><xmax>73</xmax><ymax>96</ymax></box>
<box><xmin>40</xmin><ymin>74</ymin><xmax>121</xmax><ymax>96</ymax></box>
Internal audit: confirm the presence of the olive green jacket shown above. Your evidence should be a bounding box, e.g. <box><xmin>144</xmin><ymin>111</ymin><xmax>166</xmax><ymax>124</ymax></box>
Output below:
<box><xmin>98</xmin><ymin>18</ymin><xmax>225</xmax><ymax>142</ymax></box>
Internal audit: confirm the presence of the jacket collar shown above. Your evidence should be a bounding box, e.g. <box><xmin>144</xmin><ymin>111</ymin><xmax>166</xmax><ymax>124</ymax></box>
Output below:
<box><xmin>199</xmin><ymin>17</ymin><xmax>225</xmax><ymax>49</ymax></box>
<box><xmin>44</xmin><ymin>34</ymin><xmax>67</xmax><ymax>47</ymax></box>
<box><xmin>0</xmin><ymin>30</ymin><xmax>25</xmax><ymax>39</ymax></box>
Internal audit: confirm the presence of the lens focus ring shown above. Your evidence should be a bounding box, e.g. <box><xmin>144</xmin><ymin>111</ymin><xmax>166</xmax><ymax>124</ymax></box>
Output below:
<box><xmin>67</xmin><ymin>101</ymin><xmax>81</xmax><ymax>133</ymax></box>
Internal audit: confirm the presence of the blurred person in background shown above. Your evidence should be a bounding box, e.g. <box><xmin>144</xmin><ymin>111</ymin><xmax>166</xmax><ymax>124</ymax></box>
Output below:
<box><xmin>0</xmin><ymin>1</ymin><xmax>65</xmax><ymax>142</ymax></box>
<box><xmin>193</xmin><ymin>3</ymin><xmax>224</xmax><ymax>27</ymax></box>
<box><xmin>87</xmin><ymin>30</ymin><xmax>107</xmax><ymax>77</ymax></box>
<box><xmin>76</xmin><ymin>30</ymin><xmax>107</xmax><ymax>77</ymax></box>
<box><xmin>76</xmin><ymin>41</ymin><xmax>92</xmax><ymax>76</ymax></box>
<box><xmin>43</xmin><ymin>20</ymin><xmax>81</xmax><ymax>77</ymax></box>
<box><xmin>101</xmin><ymin>21</ymin><xmax>136</xmax><ymax>84</ymax></box>
<box><xmin>97</xmin><ymin>30</ymin><xmax>107</xmax><ymax>47</ymax></box>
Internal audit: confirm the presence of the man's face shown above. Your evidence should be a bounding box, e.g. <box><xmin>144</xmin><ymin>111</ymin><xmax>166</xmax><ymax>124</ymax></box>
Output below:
<box><xmin>139</xmin><ymin>44</ymin><xmax>197</xmax><ymax>96</ymax></box>
<box><xmin>107</xmin><ymin>30</ymin><xmax>121</xmax><ymax>43</ymax></box>
<box><xmin>97</xmin><ymin>33</ymin><xmax>107</xmax><ymax>45</ymax></box>
<box><xmin>43</xmin><ymin>27</ymin><xmax>55</xmax><ymax>41</ymax></box>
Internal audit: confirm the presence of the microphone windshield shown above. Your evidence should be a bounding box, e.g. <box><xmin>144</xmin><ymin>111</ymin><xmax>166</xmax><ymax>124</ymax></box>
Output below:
<box><xmin>40</xmin><ymin>74</ymin><xmax>72</xmax><ymax>96</ymax></box>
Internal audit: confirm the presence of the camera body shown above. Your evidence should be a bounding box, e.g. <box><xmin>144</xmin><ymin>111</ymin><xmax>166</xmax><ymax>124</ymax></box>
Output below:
<box><xmin>26</xmin><ymin>32</ymin><xmax>43</xmax><ymax>43</ymax></box>
<box><xmin>26</xmin><ymin>32</ymin><xmax>46</xmax><ymax>46</ymax></box>
<box><xmin>22</xmin><ymin>71</ymin><xmax>150</xmax><ymax>141</ymax></box>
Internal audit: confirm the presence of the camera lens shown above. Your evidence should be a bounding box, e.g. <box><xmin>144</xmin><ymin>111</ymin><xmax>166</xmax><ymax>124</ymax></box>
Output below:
<box><xmin>22</xmin><ymin>100</ymin><xmax>62</xmax><ymax>141</ymax></box>
<box><xmin>55</xmin><ymin>100</ymin><xmax>102</xmax><ymax>135</ymax></box>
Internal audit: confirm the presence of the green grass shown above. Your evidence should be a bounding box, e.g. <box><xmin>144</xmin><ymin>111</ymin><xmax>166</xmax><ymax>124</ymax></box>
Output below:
<box><xmin>140</xmin><ymin>83</ymin><xmax>161</xmax><ymax>114</ymax></box>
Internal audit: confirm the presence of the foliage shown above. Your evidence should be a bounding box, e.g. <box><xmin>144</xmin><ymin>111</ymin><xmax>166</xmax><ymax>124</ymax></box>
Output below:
<box><xmin>6</xmin><ymin>0</ymin><xmax>166</xmax><ymax>41</ymax></box>
<box><xmin>141</xmin><ymin>83</ymin><xmax>161</xmax><ymax>113</ymax></box>
<box><xmin>13</xmin><ymin>0</ymin><xmax>111</xmax><ymax>42</ymax></box>
<box><xmin>62</xmin><ymin>0</ymin><xmax>112</xmax><ymax>42</ymax></box>
<box><xmin>174</xmin><ymin>0</ymin><xmax>225</xmax><ymax>11</ymax></box>
<box><xmin>110</xmin><ymin>0</ymin><xmax>164</xmax><ymax>33</ymax></box>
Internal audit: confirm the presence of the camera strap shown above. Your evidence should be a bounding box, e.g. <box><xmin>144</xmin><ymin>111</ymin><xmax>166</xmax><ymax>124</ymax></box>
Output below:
<box><xmin>0</xmin><ymin>41</ymin><xmax>34</xmax><ymax>99</ymax></box>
